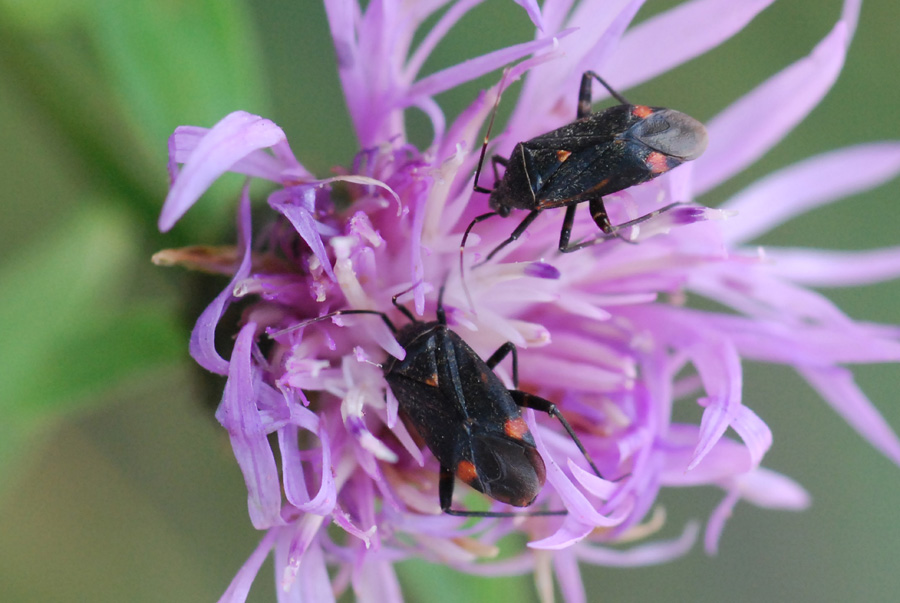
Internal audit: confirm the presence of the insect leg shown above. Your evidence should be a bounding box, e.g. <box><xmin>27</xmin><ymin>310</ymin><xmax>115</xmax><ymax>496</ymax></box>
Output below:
<box><xmin>579</xmin><ymin>71</ymin><xmax>630</xmax><ymax>118</ymax></box>
<box><xmin>563</xmin><ymin>202</ymin><xmax>685</xmax><ymax>253</ymax></box>
<box><xmin>484</xmin><ymin>342</ymin><xmax>518</xmax><ymax>386</ymax></box>
<box><xmin>481</xmin><ymin>209</ymin><xmax>541</xmax><ymax>264</ymax></box>
<box><xmin>510</xmin><ymin>390</ymin><xmax>604</xmax><ymax>480</ymax></box>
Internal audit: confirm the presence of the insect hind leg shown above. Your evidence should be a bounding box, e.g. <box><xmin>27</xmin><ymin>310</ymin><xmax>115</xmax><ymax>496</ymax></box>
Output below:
<box><xmin>563</xmin><ymin>202</ymin><xmax>684</xmax><ymax>253</ymax></box>
<box><xmin>510</xmin><ymin>390</ymin><xmax>604</xmax><ymax>480</ymax></box>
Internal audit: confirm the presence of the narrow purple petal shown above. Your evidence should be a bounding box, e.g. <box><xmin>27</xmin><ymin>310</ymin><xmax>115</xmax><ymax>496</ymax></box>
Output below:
<box><xmin>295</xmin><ymin>542</ymin><xmax>335</xmax><ymax>603</ymax></box>
<box><xmin>280</xmin><ymin>514</ymin><xmax>327</xmax><ymax>593</ymax></box>
<box><xmin>799</xmin><ymin>366</ymin><xmax>900</xmax><ymax>467</ymax></box>
<box><xmin>217</xmin><ymin>529</ymin><xmax>278</xmax><ymax>603</ymax></box>
<box><xmin>160</xmin><ymin>111</ymin><xmax>289</xmax><ymax>231</ymax></box>
<box><xmin>608</xmin><ymin>0</ymin><xmax>775</xmax><ymax>90</ymax></box>
<box><xmin>354</xmin><ymin>558</ymin><xmax>403</xmax><ymax>603</ymax></box>
<box><xmin>678</xmin><ymin>334</ymin><xmax>743</xmax><ymax>471</ymax></box>
<box><xmin>404</xmin><ymin>0</ymin><xmax>483</xmax><ymax>82</ymax></box>
<box><xmin>765</xmin><ymin>246</ymin><xmax>900</xmax><ymax>287</ymax></box>
<box><xmin>574</xmin><ymin>522</ymin><xmax>699</xmax><ymax>566</ymax></box>
<box><xmin>190</xmin><ymin>185</ymin><xmax>253</xmax><ymax>375</ymax></box>
<box><xmin>168</xmin><ymin>125</ymin><xmax>295</xmax><ymax>181</ymax></box>
<box><xmin>740</xmin><ymin>468</ymin><xmax>811</xmax><ymax>510</ymax></box>
<box><xmin>721</xmin><ymin>143</ymin><xmax>900</xmax><ymax>244</ymax></box>
<box><xmin>271</xmin><ymin>193</ymin><xmax>337</xmax><ymax>281</ymax></box>
<box><xmin>704</xmin><ymin>489</ymin><xmax>739</xmax><ymax>554</ymax></box>
<box><xmin>553</xmin><ymin>548</ymin><xmax>585</xmax><ymax>603</ymax></box>
<box><xmin>514</xmin><ymin>0</ymin><xmax>544</xmax><ymax>30</ymax></box>
<box><xmin>841</xmin><ymin>0</ymin><xmax>862</xmax><ymax>39</ymax></box>
<box><xmin>217</xmin><ymin>322</ymin><xmax>284</xmax><ymax>529</ymax></box>
<box><xmin>693</xmin><ymin>22</ymin><xmax>848</xmax><ymax>195</ymax></box>
<box><xmin>407</xmin><ymin>32</ymin><xmax>570</xmax><ymax>102</ymax></box>
<box><xmin>279</xmin><ymin>422</ymin><xmax>336</xmax><ymax>515</ymax></box>
<box><xmin>730</xmin><ymin>405</ymin><xmax>772</xmax><ymax>469</ymax></box>
<box><xmin>508</xmin><ymin>0</ymin><xmax>638</xmax><ymax>138</ymax></box>
<box><xmin>661</xmin><ymin>433</ymin><xmax>751</xmax><ymax>485</ymax></box>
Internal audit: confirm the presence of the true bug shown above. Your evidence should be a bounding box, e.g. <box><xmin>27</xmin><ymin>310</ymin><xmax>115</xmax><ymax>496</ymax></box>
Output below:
<box><xmin>463</xmin><ymin>70</ymin><xmax>708</xmax><ymax>263</ymax></box>
<box><xmin>281</xmin><ymin>287</ymin><xmax>604</xmax><ymax>517</ymax></box>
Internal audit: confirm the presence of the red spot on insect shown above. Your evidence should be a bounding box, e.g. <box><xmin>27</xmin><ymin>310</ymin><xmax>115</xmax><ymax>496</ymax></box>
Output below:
<box><xmin>504</xmin><ymin>417</ymin><xmax>529</xmax><ymax>440</ymax></box>
<box><xmin>556</xmin><ymin>149</ymin><xmax>572</xmax><ymax>163</ymax></box>
<box><xmin>456</xmin><ymin>460</ymin><xmax>478</xmax><ymax>484</ymax></box>
<box><xmin>632</xmin><ymin>105</ymin><xmax>653</xmax><ymax>118</ymax></box>
<box><xmin>646</xmin><ymin>151</ymin><xmax>670</xmax><ymax>174</ymax></box>
<box><xmin>425</xmin><ymin>373</ymin><xmax>439</xmax><ymax>387</ymax></box>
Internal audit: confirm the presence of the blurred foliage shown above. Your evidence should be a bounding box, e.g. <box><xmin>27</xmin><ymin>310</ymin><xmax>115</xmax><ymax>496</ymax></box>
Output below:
<box><xmin>0</xmin><ymin>0</ymin><xmax>898</xmax><ymax>601</ymax></box>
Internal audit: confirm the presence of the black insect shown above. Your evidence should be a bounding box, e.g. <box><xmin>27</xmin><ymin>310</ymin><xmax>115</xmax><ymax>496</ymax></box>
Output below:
<box><xmin>282</xmin><ymin>287</ymin><xmax>603</xmax><ymax>517</ymax></box>
<box><xmin>463</xmin><ymin>70</ymin><xmax>708</xmax><ymax>262</ymax></box>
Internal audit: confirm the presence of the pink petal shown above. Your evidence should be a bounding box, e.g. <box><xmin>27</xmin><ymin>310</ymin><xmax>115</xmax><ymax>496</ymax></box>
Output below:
<box><xmin>730</xmin><ymin>405</ymin><xmax>772</xmax><ymax>469</ymax></box>
<box><xmin>608</xmin><ymin>0</ymin><xmax>775</xmax><ymax>90</ymax></box>
<box><xmin>685</xmin><ymin>337</ymin><xmax>743</xmax><ymax>470</ymax></box>
<box><xmin>160</xmin><ymin>111</ymin><xmax>289</xmax><ymax>231</ymax></box>
<box><xmin>704</xmin><ymin>488</ymin><xmax>739</xmax><ymax>554</ymax></box>
<box><xmin>190</xmin><ymin>185</ymin><xmax>253</xmax><ymax>374</ymax></box>
<box><xmin>279</xmin><ymin>422</ymin><xmax>336</xmax><ymax>515</ymax></box>
<box><xmin>740</xmin><ymin>468</ymin><xmax>810</xmax><ymax>510</ymax></box>
<box><xmin>271</xmin><ymin>191</ymin><xmax>337</xmax><ymax>282</ymax></box>
<box><xmin>553</xmin><ymin>548</ymin><xmax>585</xmax><ymax>603</ymax></box>
<box><xmin>168</xmin><ymin>125</ymin><xmax>294</xmax><ymax>181</ymax></box>
<box><xmin>217</xmin><ymin>322</ymin><xmax>283</xmax><ymax>529</ymax></box>
<box><xmin>217</xmin><ymin>529</ymin><xmax>278</xmax><ymax>603</ymax></box>
<box><xmin>721</xmin><ymin>143</ymin><xmax>900</xmax><ymax>244</ymax></box>
<box><xmin>574</xmin><ymin>521</ymin><xmax>699</xmax><ymax>566</ymax></box>
<box><xmin>799</xmin><ymin>366</ymin><xmax>900</xmax><ymax>467</ymax></box>
<box><xmin>407</xmin><ymin>32</ymin><xmax>570</xmax><ymax>102</ymax></box>
<box><xmin>693</xmin><ymin>22</ymin><xmax>848</xmax><ymax>195</ymax></box>
<box><xmin>765</xmin><ymin>246</ymin><xmax>900</xmax><ymax>287</ymax></box>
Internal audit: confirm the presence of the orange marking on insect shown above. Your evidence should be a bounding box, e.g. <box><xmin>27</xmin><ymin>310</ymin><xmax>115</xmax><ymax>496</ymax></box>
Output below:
<box><xmin>556</xmin><ymin>149</ymin><xmax>572</xmax><ymax>163</ymax></box>
<box><xmin>456</xmin><ymin>460</ymin><xmax>479</xmax><ymax>484</ymax></box>
<box><xmin>646</xmin><ymin>151</ymin><xmax>670</xmax><ymax>174</ymax></box>
<box><xmin>504</xmin><ymin>417</ymin><xmax>529</xmax><ymax>440</ymax></box>
<box><xmin>632</xmin><ymin>105</ymin><xmax>653</xmax><ymax>118</ymax></box>
<box><xmin>424</xmin><ymin>373</ymin><xmax>439</xmax><ymax>387</ymax></box>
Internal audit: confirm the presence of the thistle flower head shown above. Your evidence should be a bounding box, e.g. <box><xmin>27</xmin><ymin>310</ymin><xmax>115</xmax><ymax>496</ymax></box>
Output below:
<box><xmin>157</xmin><ymin>0</ymin><xmax>900</xmax><ymax>600</ymax></box>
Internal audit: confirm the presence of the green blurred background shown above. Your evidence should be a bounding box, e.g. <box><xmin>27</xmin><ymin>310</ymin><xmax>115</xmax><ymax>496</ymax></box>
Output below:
<box><xmin>1</xmin><ymin>0</ymin><xmax>898</xmax><ymax>601</ymax></box>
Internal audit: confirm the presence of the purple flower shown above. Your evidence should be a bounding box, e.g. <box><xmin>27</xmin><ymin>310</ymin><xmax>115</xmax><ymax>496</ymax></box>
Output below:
<box><xmin>157</xmin><ymin>0</ymin><xmax>900</xmax><ymax>601</ymax></box>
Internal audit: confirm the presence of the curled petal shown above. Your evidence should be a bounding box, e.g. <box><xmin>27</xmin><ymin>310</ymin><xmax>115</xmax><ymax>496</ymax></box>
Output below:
<box><xmin>161</xmin><ymin>111</ymin><xmax>290</xmax><ymax>231</ymax></box>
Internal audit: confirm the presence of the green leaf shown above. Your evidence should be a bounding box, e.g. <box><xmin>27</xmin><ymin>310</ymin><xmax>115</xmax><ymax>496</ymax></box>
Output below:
<box><xmin>87</xmin><ymin>0</ymin><xmax>268</xmax><ymax>151</ymax></box>
<box><xmin>0</xmin><ymin>0</ymin><xmax>87</xmax><ymax>30</ymax></box>
<box><xmin>0</xmin><ymin>204</ymin><xmax>183</xmax><ymax>423</ymax></box>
